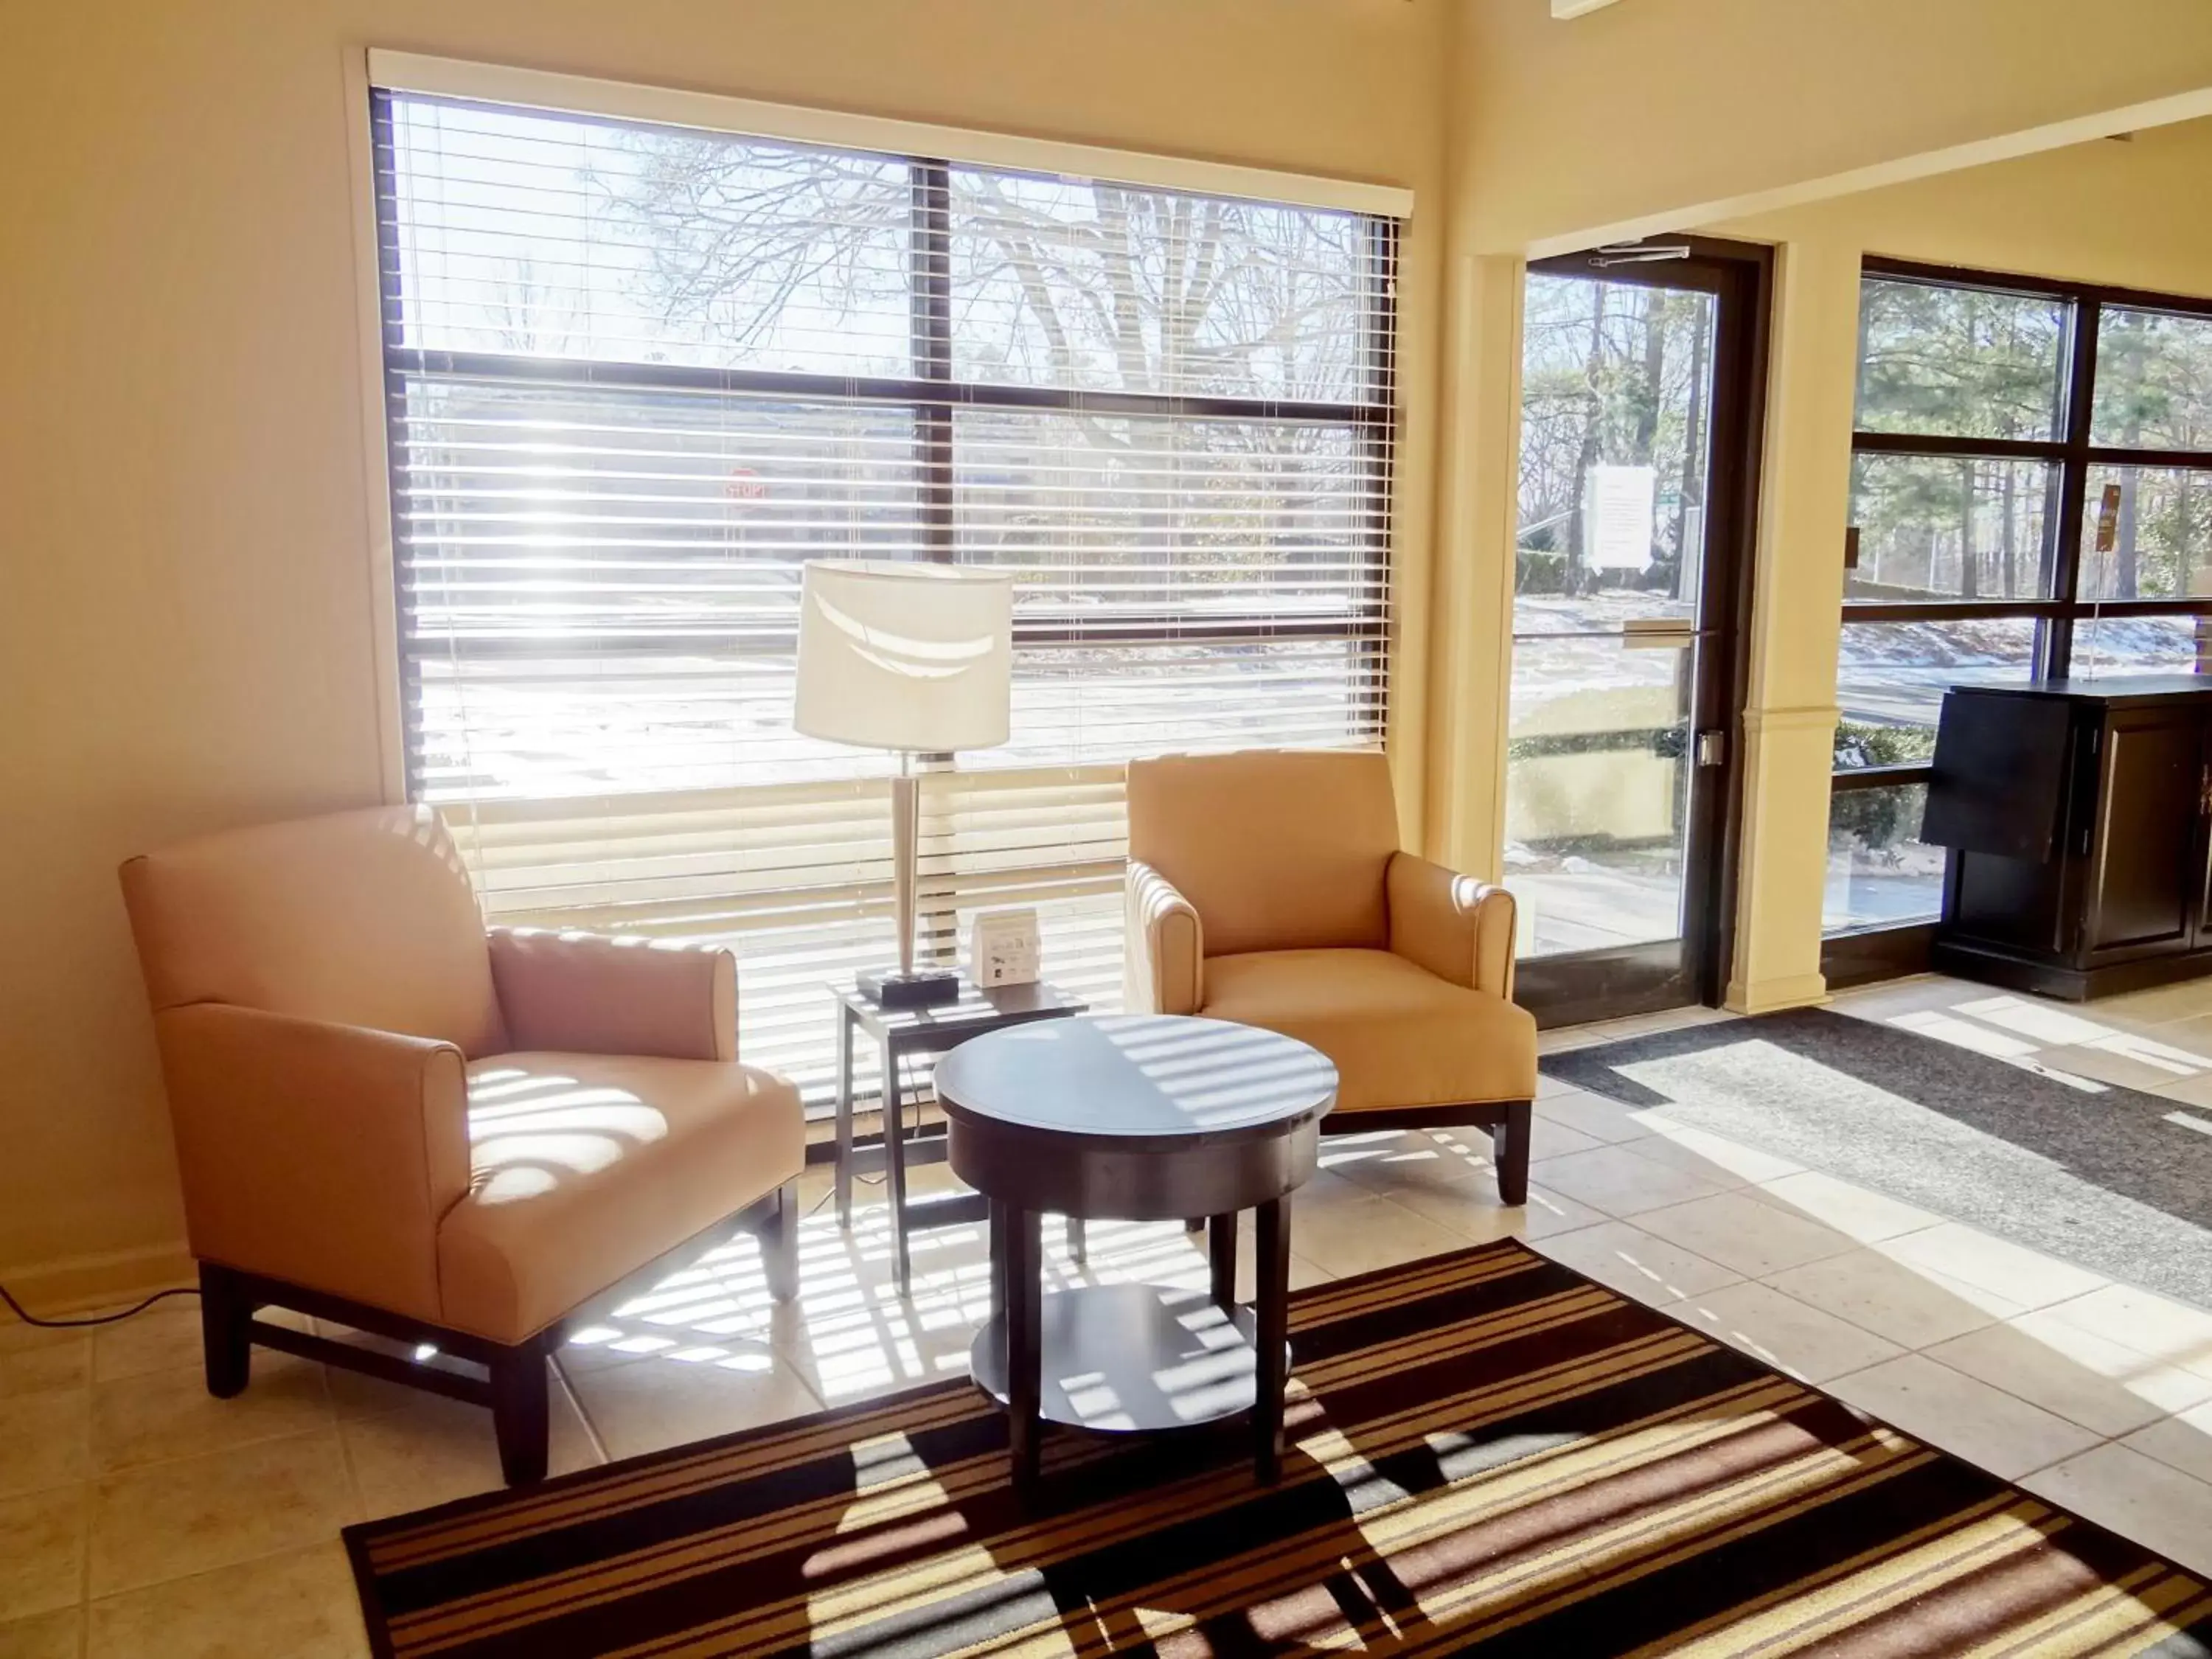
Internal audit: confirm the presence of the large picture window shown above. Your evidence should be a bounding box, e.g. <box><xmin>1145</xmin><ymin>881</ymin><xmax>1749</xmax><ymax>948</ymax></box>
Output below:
<box><xmin>371</xmin><ymin>86</ymin><xmax>1399</xmax><ymax>1096</ymax></box>
<box><xmin>1829</xmin><ymin>261</ymin><xmax>2212</xmax><ymax>938</ymax></box>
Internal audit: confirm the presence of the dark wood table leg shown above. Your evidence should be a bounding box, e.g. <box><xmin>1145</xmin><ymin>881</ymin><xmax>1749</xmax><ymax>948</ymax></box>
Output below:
<box><xmin>1063</xmin><ymin>1216</ymin><xmax>1086</xmax><ymax>1267</ymax></box>
<box><xmin>988</xmin><ymin>1197</ymin><xmax>1009</xmax><ymax>1326</ymax></box>
<box><xmin>1005</xmin><ymin>1204</ymin><xmax>1043</xmax><ymax>1494</ymax></box>
<box><xmin>834</xmin><ymin>1005</ymin><xmax>856</xmax><ymax>1230</ymax></box>
<box><xmin>1253</xmin><ymin>1195</ymin><xmax>1291</xmax><ymax>1484</ymax></box>
<box><xmin>1208</xmin><ymin>1211</ymin><xmax>1238</xmax><ymax>1311</ymax></box>
<box><xmin>884</xmin><ymin>1034</ymin><xmax>911</xmax><ymax>1297</ymax></box>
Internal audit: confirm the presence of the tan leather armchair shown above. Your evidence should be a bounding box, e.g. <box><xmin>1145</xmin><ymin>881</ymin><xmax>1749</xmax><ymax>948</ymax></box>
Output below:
<box><xmin>1126</xmin><ymin>750</ymin><xmax>1540</xmax><ymax>1203</ymax></box>
<box><xmin>120</xmin><ymin>804</ymin><xmax>805</xmax><ymax>1484</ymax></box>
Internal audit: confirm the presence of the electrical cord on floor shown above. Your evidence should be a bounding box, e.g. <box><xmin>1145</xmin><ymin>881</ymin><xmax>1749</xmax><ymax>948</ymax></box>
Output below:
<box><xmin>0</xmin><ymin>1280</ymin><xmax>198</xmax><ymax>1329</ymax></box>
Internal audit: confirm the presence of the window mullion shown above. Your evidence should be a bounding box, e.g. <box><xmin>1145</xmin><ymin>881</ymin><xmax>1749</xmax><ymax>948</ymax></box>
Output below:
<box><xmin>2046</xmin><ymin>295</ymin><xmax>2104</xmax><ymax>678</ymax></box>
<box><xmin>911</xmin><ymin>160</ymin><xmax>955</xmax><ymax>568</ymax></box>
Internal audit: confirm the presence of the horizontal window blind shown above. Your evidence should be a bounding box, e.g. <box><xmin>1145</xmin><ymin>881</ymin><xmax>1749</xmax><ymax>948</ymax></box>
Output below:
<box><xmin>373</xmin><ymin>84</ymin><xmax>1399</xmax><ymax>1104</ymax></box>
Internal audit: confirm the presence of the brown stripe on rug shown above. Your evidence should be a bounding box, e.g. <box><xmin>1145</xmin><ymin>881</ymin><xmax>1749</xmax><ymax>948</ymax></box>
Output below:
<box><xmin>344</xmin><ymin>1241</ymin><xmax>2212</xmax><ymax>1658</ymax></box>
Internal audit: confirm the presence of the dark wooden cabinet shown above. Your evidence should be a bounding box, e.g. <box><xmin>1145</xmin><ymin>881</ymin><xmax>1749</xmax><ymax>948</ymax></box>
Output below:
<box><xmin>1924</xmin><ymin>676</ymin><xmax>2212</xmax><ymax>1000</ymax></box>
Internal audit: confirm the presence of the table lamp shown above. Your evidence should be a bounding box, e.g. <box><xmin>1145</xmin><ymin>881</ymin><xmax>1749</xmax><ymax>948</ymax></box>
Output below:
<box><xmin>794</xmin><ymin>560</ymin><xmax>1014</xmax><ymax>1009</ymax></box>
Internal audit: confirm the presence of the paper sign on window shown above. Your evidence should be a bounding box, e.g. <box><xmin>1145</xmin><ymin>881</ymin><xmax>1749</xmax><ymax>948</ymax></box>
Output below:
<box><xmin>2096</xmin><ymin>482</ymin><xmax>2124</xmax><ymax>554</ymax></box>
<box><xmin>1585</xmin><ymin>465</ymin><xmax>1657</xmax><ymax>572</ymax></box>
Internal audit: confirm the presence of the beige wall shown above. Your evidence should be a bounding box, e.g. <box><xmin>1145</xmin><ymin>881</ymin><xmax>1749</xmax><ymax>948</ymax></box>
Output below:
<box><xmin>0</xmin><ymin>0</ymin><xmax>1451</xmax><ymax>1301</ymax></box>
<box><xmin>1457</xmin><ymin>0</ymin><xmax>2212</xmax><ymax>254</ymax></box>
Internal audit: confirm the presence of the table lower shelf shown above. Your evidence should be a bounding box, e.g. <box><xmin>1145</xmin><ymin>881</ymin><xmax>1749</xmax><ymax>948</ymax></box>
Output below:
<box><xmin>968</xmin><ymin>1282</ymin><xmax>1288</xmax><ymax>1433</ymax></box>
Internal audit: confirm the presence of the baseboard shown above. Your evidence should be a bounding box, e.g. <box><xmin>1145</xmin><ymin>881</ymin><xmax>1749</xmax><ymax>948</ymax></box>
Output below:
<box><xmin>1723</xmin><ymin>972</ymin><xmax>1829</xmax><ymax>1016</ymax></box>
<box><xmin>0</xmin><ymin>1241</ymin><xmax>195</xmax><ymax>1321</ymax></box>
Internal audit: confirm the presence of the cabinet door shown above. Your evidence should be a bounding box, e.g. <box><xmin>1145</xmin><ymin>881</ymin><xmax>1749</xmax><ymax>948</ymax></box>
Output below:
<box><xmin>2084</xmin><ymin>707</ymin><xmax>2202</xmax><ymax>961</ymax></box>
<box><xmin>2196</xmin><ymin>717</ymin><xmax>2212</xmax><ymax>950</ymax></box>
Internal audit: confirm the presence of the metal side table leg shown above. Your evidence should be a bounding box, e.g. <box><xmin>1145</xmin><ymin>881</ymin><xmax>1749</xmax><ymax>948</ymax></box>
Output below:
<box><xmin>834</xmin><ymin>1004</ymin><xmax>856</xmax><ymax>1230</ymax></box>
<box><xmin>884</xmin><ymin>1034</ymin><xmax>911</xmax><ymax>1297</ymax></box>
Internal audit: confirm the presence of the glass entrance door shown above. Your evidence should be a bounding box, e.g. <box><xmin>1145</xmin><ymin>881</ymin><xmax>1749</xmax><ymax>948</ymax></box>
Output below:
<box><xmin>1506</xmin><ymin>243</ymin><xmax>1767</xmax><ymax>1026</ymax></box>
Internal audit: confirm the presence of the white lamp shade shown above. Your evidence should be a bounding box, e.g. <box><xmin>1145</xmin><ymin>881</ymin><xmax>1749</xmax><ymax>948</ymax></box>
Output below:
<box><xmin>794</xmin><ymin>560</ymin><xmax>1014</xmax><ymax>753</ymax></box>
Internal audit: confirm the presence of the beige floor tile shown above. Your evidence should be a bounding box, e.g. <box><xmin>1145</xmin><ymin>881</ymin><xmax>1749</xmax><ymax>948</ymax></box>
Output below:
<box><xmin>2021</xmin><ymin>1444</ymin><xmax>2212</xmax><ymax>1577</ymax></box>
<box><xmin>89</xmin><ymin>1307</ymin><xmax>312</xmax><ymax>1388</ymax></box>
<box><xmin>1661</xmin><ymin>1281</ymin><xmax>1904</xmax><ymax>1384</ymax></box>
<box><xmin>1528</xmin><ymin>1117</ymin><xmax>1605</xmax><ymax>1162</ymax></box>
<box><xmin>1336</xmin><ymin>1132</ymin><xmax>1605</xmax><ymax>1243</ymax></box>
<box><xmin>340</xmin><ymin>1381</ymin><xmax>599</xmax><ymax>1522</ymax></box>
<box><xmin>1529</xmin><ymin>1144</ymin><xmax>1731</xmax><ymax>1218</ymax></box>
<box><xmin>2036</xmin><ymin>1033</ymin><xmax>2212</xmax><ymax>1092</ymax></box>
<box><xmin>0</xmin><ymin>1486</ymin><xmax>86</xmax><ymax>1623</ymax></box>
<box><xmin>88</xmin><ymin>1430</ymin><xmax>355</xmax><ymax>1598</ymax></box>
<box><xmin>1635</xmin><ymin>1192</ymin><xmax>1857</xmax><ymax>1279</ymax></box>
<box><xmin>1259</xmin><ymin>1191</ymin><xmax>1470</xmax><ymax>1281</ymax></box>
<box><xmin>0</xmin><ymin>1335</ymin><xmax>89</xmax><ymax>1402</ymax></box>
<box><xmin>0</xmin><ymin>1390</ymin><xmax>91</xmax><ymax>1499</ymax></box>
<box><xmin>1755</xmin><ymin>1171</ymin><xmax>1944</xmax><ymax>1245</ymax></box>
<box><xmin>88</xmin><ymin>1305</ymin><xmax>206</xmax><ymax>1385</ymax></box>
<box><xmin>0</xmin><ymin>1609</ymin><xmax>82</xmax><ymax>1659</ymax></box>
<box><xmin>1766</xmin><ymin>1249</ymin><xmax>2017</xmax><ymax>1350</ymax></box>
<box><xmin>1826</xmin><ymin>974</ymin><xmax>1978</xmax><ymax>1023</ymax></box>
<box><xmin>566</xmin><ymin>1345</ymin><xmax>824</xmax><ymax>1461</ymax></box>
<box><xmin>2042</xmin><ymin>1282</ymin><xmax>2212</xmax><ymax>1377</ymax></box>
<box><xmin>2121</xmin><ymin>1403</ymin><xmax>2212</xmax><ymax>1487</ymax></box>
<box><xmin>2091</xmin><ymin>981</ymin><xmax>2212</xmax><ymax>1027</ymax></box>
<box><xmin>1621</xmin><ymin>1122</ymin><xmax>1805</xmax><ymax>1188</ymax></box>
<box><xmin>1322</xmin><ymin>1132</ymin><xmax>1488</xmax><ymax>1194</ymax></box>
<box><xmin>1531</xmin><ymin>1222</ymin><xmax>1741</xmax><ymax>1306</ymax></box>
<box><xmin>1530</xmin><ymin>1089</ymin><xmax>1653</xmax><ymax>1145</ymax></box>
<box><xmin>1923</xmin><ymin>1317</ymin><xmax>2212</xmax><ymax>1439</ymax></box>
<box><xmin>87</xmin><ymin>1541</ymin><xmax>366</xmax><ymax>1659</ymax></box>
<box><xmin>1877</xmin><ymin>1222</ymin><xmax>2108</xmax><ymax>1312</ymax></box>
<box><xmin>1829</xmin><ymin>1354</ymin><xmax>2102</xmax><ymax>1481</ymax></box>
<box><xmin>1386</xmin><ymin>1180</ymin><xmax>1608</xmax><ymax>1246</ymax></box>
<box><xmin>92</xmin><ymin>1354</ymin><xmax>330</xmax><ymax>1472</ymax></box>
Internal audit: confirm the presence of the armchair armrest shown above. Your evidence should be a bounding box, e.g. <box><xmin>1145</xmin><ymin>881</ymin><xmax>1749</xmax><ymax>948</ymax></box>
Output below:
<box><xmin>152</xmin><ymin>1004</ymin><xmax>470</xmax><ymax>1323</ymax></box>
<box><xmin>488</xmin><ymin>929</ymin><xmax>736</xmax><ymax>1062</ymax></box>
<box><xmin>1387</xmin><ymin>851</ymin><xmax>1517</xmax><ymax>1000</ymax></box>
<box><xmin>1125</xmin><ymin>860</ymin><xmax>1204</xmax><ymax>1016</ymax></box>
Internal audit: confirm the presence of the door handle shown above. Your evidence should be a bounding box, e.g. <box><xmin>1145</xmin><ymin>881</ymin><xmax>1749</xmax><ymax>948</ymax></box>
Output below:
<box><xmin>1621</xmin><ymin>618</ymin><xmax>1696</xmax><ymax>651</ymax></box>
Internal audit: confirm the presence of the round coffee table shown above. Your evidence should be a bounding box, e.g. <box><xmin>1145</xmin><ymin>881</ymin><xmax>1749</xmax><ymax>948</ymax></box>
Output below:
<box><xmin>934</xmin><ymin>1014</ymin><xmax>1337</xmax><ymax>1490</ymax></box>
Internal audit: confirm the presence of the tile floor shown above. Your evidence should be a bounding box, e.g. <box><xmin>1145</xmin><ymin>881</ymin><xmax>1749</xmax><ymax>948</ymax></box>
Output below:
<box><xmin>7</xmin><ymin>973</ymin><xmax>2212</xmax><ymax>1655</ymax></box>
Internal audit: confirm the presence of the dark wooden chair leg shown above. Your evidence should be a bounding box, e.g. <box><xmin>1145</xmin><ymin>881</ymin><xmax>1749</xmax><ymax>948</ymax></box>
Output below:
<box><xmin>198</xmin><ymin>1262</ymin><xmax>252</xmax><ymax>1399</ymax></box>
<box><xmin>762</xmin><ymin>1178</ymin><xmax>801</xmax><ymax>1304</ymax></box>
<box><xmin>1062</xmin><ymin>1214</ymin><xmax>1087</xmax><ymax>1267</ymax></box>
<box><xmin>1492</xmin><ymin>1101</ymin><xmax>1533</xmax><ymax>1207</ymax></box>
<box><xmin>490</xmin><ymin>1346</ymin><xmax>550</xmax><ymax>1486</ymax></box>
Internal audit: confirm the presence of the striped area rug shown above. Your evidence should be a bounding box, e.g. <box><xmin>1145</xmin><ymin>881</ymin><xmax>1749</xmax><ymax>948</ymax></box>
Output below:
<box><xmin>345</xmin><ymin>1242</ymin><xmax>2212</xmax><ymax>1657</ymax></box>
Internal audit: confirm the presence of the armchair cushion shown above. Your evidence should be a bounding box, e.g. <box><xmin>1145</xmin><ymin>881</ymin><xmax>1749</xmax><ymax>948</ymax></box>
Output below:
<box><xmin>153</xmin><ymin>1004</ymin><xmax>470</xmax><ymax>1325</ymax></box>
<box><xmin>489</xmin><ymin>930</ymin><xmax>737</xmax><ymax>1061</ymax></box>
<box><xmin>1200</xmin><ymin>948</ymin><xmax>1537</xmax><ymax>1113</ymax></box>
<box><xmin>437</xmin><ymin>1051</ymin><xmax>805</xmax><ymax>1343</ymax></box>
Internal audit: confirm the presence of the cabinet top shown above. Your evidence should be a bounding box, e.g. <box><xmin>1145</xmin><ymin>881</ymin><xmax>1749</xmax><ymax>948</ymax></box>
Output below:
<box><xmin>1956</xmin><ymin>675</ymin><xmax>2212</xmax><ymax>706</ymax></box>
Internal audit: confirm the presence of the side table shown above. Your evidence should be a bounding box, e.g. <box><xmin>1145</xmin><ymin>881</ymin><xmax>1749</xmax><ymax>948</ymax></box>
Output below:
<box><xmin>832</xmin><ymin>979</ymin><xmax>1088</xmax><ymax>1295</ymax></box>
<box><xmin>936</xmin><ymin>1015</ymin><xmax>1336</xmax><ymax>1492</ymax></box>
